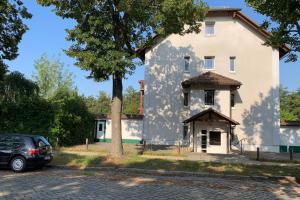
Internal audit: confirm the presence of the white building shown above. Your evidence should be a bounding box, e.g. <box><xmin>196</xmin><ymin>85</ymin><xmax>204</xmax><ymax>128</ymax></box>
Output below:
<box><xmin>138</xmin><ymin>8</ymin><xmax>300</xmax><ymax>154</ymax></box>
<box><xmin>96</xmin><ymin>8</ymin><xmax>300</xmax><ymax>154</ymax></box>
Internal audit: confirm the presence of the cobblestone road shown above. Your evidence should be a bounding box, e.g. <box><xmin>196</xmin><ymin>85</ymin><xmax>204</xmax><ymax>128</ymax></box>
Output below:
<box><xmin>0</xmin><ymin>168</ymin><xmax>299</xmax><ymax>200</ymax></box>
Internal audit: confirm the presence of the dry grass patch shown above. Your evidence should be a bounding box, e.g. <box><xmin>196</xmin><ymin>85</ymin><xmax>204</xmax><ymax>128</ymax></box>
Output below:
<box><xmin>52</xmin><ymin>151</ymin><xmax>300</xmax><ymax>177</ymax></box>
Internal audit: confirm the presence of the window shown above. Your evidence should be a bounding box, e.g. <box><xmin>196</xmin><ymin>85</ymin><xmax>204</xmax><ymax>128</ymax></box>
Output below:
<box><xmin>229</xmin><ymin>57</ymin><xmax>236</xmax><ymax>72</ymax></box>
<box><xmin>11</xmin><ymin>136</ymin><xmax>25</xmax><ymax>149</ymax></box>
<box><xmin>183</xmin><ymin>124</ymin><xmax>189</xmax><ymax>140</ymax></box>
<box><xmin>231</xmin><ymin>93</ymin><xmax>235</xmax><ymax>108</ymax></box>
<box><xmin>204</xmin><ymin>56</ymin><xmax>215</xmax><ymax>70</ymax></box>
<box><xmin>99</xmin><ymin>123</ymin><xmax>103</xmax><ymax>132</ymax></box>
<box><xmin>204</xmin><ymin>90</ymin><xmax>214</xmax><ymax>105</ymax></box>
<box><xmin>0</xmin><ymin>136</ymin><xmax>12</xmax><ymax>151</ymax></box>
<box><xmin>209</xmin><ymin>131</ymin><xmax>221</xmax><ymax>145</ymax></box>
<box><xmin>184</xmin><ymin>56</ymin><xmax>190</xmax><ymax>72</ymax></box>
<box><xmin>205</xmin><ymin>21</ymin><xmax>215</xmax><ymax>36</ymax></box>
<box><xmin>183</xmin><ymin>92</ymin><xmax>189</xmax><ymax>107</ymax></box>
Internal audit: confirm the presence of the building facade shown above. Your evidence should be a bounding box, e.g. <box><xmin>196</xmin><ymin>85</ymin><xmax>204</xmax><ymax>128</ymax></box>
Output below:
<box><xmin>140</xmin><ymin>8</ymin><xmax>291</xmax><ymax>154</ymax></box>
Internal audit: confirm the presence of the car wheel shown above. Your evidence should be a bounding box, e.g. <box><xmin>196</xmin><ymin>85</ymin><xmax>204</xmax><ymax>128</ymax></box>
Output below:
<box><xmin>10</xmin><ymin>156</ymin><xmax>26</xmax><ymax>172</ymax></box>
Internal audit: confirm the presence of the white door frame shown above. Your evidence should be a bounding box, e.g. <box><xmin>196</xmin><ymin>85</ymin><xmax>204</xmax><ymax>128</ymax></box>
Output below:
<box><xmin>97</xmin><ymin>120</ymin><xmax>106</xmax><ymax>140</ymax></box>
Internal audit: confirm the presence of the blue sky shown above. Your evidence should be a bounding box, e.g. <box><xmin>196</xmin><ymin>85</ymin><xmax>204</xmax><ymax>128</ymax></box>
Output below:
<box><xmin>7</xmin><ymin>0</ymin><xmax>300</xmax><ymax>97</ymax></box>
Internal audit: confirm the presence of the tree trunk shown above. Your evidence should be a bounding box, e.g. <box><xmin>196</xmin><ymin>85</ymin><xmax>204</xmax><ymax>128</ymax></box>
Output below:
<box><xmin>111</xmin><ymin>73</ymin><xmax>123</xmax><ymax>157</ymax></box>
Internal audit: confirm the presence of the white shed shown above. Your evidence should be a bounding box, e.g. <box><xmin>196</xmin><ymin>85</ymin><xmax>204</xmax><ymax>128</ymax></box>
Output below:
<box><xmin>95</xmin><ymin>114</ymin><xmax>143</xmax><ymax>144</ymax></box>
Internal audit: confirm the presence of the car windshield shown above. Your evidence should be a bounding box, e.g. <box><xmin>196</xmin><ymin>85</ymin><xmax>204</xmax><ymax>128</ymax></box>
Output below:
<box><xmin>33</xmin><ymin>136</ymin><xmax>50</xmax><ymax>147</ymax></box>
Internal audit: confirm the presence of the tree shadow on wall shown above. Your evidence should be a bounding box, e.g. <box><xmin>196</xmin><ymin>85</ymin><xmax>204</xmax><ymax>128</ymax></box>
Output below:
<box><xmin>235</xmin><ymin>87</ymin><xmax>281</xmax><ymax>150</ymax></box>
<box><xmin>144</xmin><ymin>40</ymin><xmax>221</xmax><ymax>145</ymax></box>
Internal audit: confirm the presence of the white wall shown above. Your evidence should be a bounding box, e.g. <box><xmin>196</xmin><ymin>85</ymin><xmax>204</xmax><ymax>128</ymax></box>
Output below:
<box><xmin>193</xmin><ymin>122</ymin><xmax>229</xmax><ymax>154</ymax></box>
<box><xmin>280</xmin><ymin>127</ymin><xmax>300</xmax><ymax>146</ymax></box>
<box><xmin>96</xmin><ymin>119</ymin><xmax>143</xmax><ymax>141</ymax></box>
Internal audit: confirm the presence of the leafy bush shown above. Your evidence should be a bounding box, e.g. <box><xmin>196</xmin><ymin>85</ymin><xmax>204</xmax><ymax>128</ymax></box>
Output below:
<box><xmin>49</xmin><ymin>89</ymin><xmax>95</xmax><ymax>146</ymax></box>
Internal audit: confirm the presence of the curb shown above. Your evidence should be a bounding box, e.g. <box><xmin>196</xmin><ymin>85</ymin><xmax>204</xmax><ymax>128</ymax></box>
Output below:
<box><xmin>49</xmin><ymin>165</ymin><xmax>298</xmax><ymax>183</ymax></box>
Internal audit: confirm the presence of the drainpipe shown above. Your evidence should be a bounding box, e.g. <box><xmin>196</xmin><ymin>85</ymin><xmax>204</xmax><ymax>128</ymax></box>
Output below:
<box><xmin>138</xmin><ymin>80</ymin><xmax>144</xmax><ymax>115</ymax></box>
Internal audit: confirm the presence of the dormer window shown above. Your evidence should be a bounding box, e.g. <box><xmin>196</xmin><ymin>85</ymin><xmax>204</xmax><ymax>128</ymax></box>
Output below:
<box><xmin>184</xmin><ymin>56</ymin><xmax>190</xmax><ymax>72</ymax></box>
<box><xmin>205</xmin><ymin>21</ymin><xmax>215</xmax><ymax>36</ymax></box>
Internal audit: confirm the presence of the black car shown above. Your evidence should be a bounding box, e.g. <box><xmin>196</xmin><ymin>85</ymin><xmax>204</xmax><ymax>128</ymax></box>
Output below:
<box><xmin>0</xmin><ymin>134</ymin><xmax>53</xmax><ymax>172</ymax></box>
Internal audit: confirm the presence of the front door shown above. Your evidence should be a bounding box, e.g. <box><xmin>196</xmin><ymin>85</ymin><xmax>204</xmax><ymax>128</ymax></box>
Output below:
<box><xmin>97</xmin><ymin>120</ymin><xmax>106</xmax><ymax>140</ymax></box>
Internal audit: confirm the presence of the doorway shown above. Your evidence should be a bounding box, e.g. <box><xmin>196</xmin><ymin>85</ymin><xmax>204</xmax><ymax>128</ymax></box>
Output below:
<box><xmin>97</xmin><ymin>120</ymin><xmax>106</xmax><ymax>140</ymax></box>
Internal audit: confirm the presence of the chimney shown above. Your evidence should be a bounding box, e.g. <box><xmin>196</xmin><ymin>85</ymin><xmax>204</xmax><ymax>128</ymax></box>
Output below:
<box><xmin>138</xmin><ymin>80</ymin><xmax>144</xmax><ymax>115</ymax></box>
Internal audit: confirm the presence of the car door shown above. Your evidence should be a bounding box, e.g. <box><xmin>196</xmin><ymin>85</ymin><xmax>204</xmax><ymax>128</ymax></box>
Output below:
<box><xmin>0</xmin><ymin>135</ymin><xmax>13</xmax><ymax>164</ymax></box>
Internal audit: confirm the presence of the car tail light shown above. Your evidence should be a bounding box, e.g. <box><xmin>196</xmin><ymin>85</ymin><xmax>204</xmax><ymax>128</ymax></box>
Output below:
<box><xmin>28</xmin><ymin>148</ymin><xmax>40</xmax><ymax>156</ymax></box>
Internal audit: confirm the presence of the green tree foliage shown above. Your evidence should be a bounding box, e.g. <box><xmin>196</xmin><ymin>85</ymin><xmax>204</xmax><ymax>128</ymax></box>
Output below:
<box><xmin>246</xmin><ymin>0</ymin><xmax>299</xmax><ymax>62</ymax></box>
<box><xmin>0</xmin><ymin>72</ymin><xmax>54</xmax><ymax>136</ymax></box>
<box><xmin>123</xmin><ymin>86</ymin><xmax>139</xmax><ymax>114</ymax></box>
<box><xmin>32</xmin><ymin>54</ymin><xmax>74</xmax><ymax>99</ymax></box>
<box><xmin>37</xmin><ymin>0</ymin><xmax>208</xmax><ymax>157</ymax></box>
<box><xmin>0</xmin><ymin>0</ymin><xmax>32</xmax><ymax>79</ymax></box>
<box><xmin>50</xmin><ymin>89</ymin><xmax>95</xmax><ymax>146</ymax></box>
<box><xmin>280</xmin><ymin>87</ymin><xmax>300</xmax><ymax>121</ymax></box>
<box><xmin>85</xmin><ymin>91</ymin><xmax>111</xmax><ymax>115</ymax></box>
<box><xmin>0</xmin><ymin>71</ymin><xmax>39</xmax><ymax>102</ymax></box>
<box><xmin>0</xmin><ymin>71</ymin><xmax>94</xmax><ymax>146</ymax></box>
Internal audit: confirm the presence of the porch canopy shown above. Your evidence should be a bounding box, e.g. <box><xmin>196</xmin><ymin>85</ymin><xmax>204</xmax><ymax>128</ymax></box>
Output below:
<box><xmin>183</xmin><ymin>108</ymin><xmax>239</xmax><ymax>125</ymax></box>
<box><xmin>181</xmin><ymin>72</ymin><xmax>242</xmax><ymax>89</ymax></box>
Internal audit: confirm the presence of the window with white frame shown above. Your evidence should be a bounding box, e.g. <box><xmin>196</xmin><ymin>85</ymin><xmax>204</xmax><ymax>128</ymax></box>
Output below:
<box><xmin>229</xmin><ymin>57</ymin><xmax>236</xmax><ymax>72</ymax></box>
<box><xmin>184</xmin><ymin>56</ymin><xmax>190</xmax><ymax>72</ymax></box>
<box><xmin>204</xmin><ymin>56</ymin><xmax>215</xmax><ymax>70</ymax></box>
<box><xmin>205</xmin><ymin>21</ymin><xmax>215</xmax><ymax>36</ymax></box>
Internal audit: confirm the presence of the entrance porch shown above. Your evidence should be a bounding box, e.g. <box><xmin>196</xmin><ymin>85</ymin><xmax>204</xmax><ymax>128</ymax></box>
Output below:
<box><xmin>183</xmin><ymin>108</ymin><xmax>239</xmax><ymax>154</ymax></box>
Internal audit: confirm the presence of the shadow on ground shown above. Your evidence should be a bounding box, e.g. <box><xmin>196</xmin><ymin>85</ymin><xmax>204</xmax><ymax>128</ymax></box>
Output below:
<box><xmin>0</xmin><ymin>166</ymin><xmax>299</xmax><ymax>200</ymax></box>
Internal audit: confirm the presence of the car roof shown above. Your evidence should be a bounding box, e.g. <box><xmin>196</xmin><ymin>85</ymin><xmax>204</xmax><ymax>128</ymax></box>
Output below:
<box><xmin>0</xmin><ymin>133</ymin><xmax>44</xmax><ymax>138</ymax></box>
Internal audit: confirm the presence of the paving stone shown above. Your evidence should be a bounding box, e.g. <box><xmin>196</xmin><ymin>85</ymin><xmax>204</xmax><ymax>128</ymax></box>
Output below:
<box><xmin>0</xmin><ymin>168</ymin><xmax>299</xmax><ymax>200</ymax></box>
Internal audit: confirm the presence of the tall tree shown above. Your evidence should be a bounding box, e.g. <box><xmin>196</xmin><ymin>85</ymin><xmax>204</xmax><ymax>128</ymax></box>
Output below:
<box><xmin>37</xmin><ymin>0</ymin><xmax>208</xmax><ymax>157</ymax></box>
<box><xmin>0</xmin><ymin>71</ymin><xmax>39</xmax><ymax>102</ymax></box>
<box><xmin>0</xmin><ymin>71</ymin><xmax>54</xmax><ymax>135</ymax></box>
<box><xmin>0</xmin><ymin>1</ymin><xmax>32</xmax><ymax>79</ymax></box>
<box><xmin>246</xmin><ymin>0</ymin><xmax>298</xmax><ymax>62</ymax></box>
<box><xmin>32</xmin><ymin>54</ymin><xmax>74</xmax><ymax>99</ymax></box>
<box><xmin>123</xmin><ymin>86</ymin><xmax>139</xmax><ymax>114</ymax></box>
<box><xmin>85</xmin><ymin>91</ymin><xmax>111</xmax><ymax>115</ymax></box>
<box><xmin>280</xmin><ymin>86</ymin><xmax>300</xmax><ymax>121</ymax></box>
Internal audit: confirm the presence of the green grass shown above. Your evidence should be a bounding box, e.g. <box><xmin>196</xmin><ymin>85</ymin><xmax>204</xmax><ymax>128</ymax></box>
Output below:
<box><xmin>52</xmin><ymin>152</ymin><xmax>300</xmax><ymax>177</ymax></box>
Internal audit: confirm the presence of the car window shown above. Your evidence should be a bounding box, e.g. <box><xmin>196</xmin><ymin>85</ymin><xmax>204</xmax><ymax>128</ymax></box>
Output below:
<box><xmin>0</xmin><ymin>135</ymin><xmax>13</xmax><ymax>150</ymax></box>
<box><xmin>11</xmin><ymin>136</ymin><xmax>25</xmax><ymax>150</ymax></box>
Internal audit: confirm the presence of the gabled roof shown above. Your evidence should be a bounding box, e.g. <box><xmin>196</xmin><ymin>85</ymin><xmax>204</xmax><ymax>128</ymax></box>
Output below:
<box><xmin>137</xmin><ymin>8</ymin><xmax>290</xmax><ymax>60</ymax></box>
<box><xmin>181</xmin><ymin>71</ymin><xmax>242</xmax><ymax>89</ymax></box>
<box><xmin>183</xmin><ymin>108</ymin><xmax>239</xmax><ymax>125</ymax></box>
